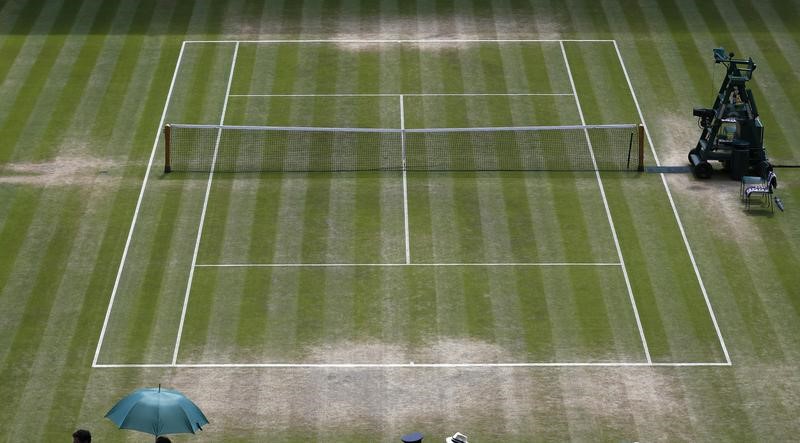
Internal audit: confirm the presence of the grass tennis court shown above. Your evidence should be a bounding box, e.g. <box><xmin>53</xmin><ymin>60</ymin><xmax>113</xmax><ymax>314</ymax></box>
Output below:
<box><xmin>2</xmin><ymin>1</ymin><xmax>800</xmax><ymax>441</ymax></box>
<box><xmin>92</xmin><ymin>40</ymin><xmax>725</xmax><ymax>368</ymax></box>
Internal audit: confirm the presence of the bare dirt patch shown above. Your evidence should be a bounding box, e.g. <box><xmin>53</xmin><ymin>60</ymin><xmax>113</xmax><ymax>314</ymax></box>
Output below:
<box><xmin>167</xmin><ymin>365</ymin><xmax>695</xmax><ymax>440</ymax></box>
<box><xmin>304</xmin><ymin>340</ymin><xmax>407</xmax><ymax>364</ymax></box>
<box><xmin>302</xmin><ymin>337</ymin><xmax>513</xmax><ymax>364</ymax></box>
<box><xmin>329</xmin><ymin>33</ymin><xmax>474</xmax><ymax>53</ymax></box>
<box><xmin>167</xmin><ymin>339</ymin><xmax>697</xmax><ymax>439</ymax></box>
<box><xmin>663</xmin><ymin>163</ymin><xmax>768</xmax><ymax>244</ymax></box>
<box><xmin>650</xmin><ymin>113</ymin><xmax>699</xmax><ymax>166</ymax></box>
<box><xmin>0</xmin><ymin>154</ymin><xmax>120</xmax><ymax>187</ymax></box>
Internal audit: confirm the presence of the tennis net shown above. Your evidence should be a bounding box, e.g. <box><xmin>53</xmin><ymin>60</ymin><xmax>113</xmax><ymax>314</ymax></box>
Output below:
<box><xmin>163</xmin><ymin>123</ymin><xmax>644</xmax><ymax>173</ymax></box>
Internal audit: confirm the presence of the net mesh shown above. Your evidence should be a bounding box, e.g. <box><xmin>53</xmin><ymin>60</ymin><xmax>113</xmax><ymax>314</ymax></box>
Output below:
<box><xmin>165</xmin><ymin>124</ymin><xmax>642</xmax><ymax>172</ymax></box>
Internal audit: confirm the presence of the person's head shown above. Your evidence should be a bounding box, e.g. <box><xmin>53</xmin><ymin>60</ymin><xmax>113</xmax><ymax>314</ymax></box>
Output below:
<box><xmin>72</xmin><ymin>429</ymin><xmax>91</xmax><ymax>443</ymax></box>
<box><xmin>155</xmin><ymin>437</ymin><xmax>172</xmax><ymax>443</ymax></box>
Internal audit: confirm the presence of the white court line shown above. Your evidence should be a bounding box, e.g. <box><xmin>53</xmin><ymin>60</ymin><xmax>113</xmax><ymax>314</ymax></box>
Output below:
<box><xmin>195</xmin><ymin>262</ymin><xmax>622</xmax><ymax>268</ymax></box>
<box><xmin>400</xmin><ymin>95</ymin><xmax>411</xmax><ymax>264</ymax></box>
<box><xmin>91</xmin><ymin>41</ymin><xmax>189</xmax><ymax>367</ymax></box>
<box><xmin>185</xmin><ymin>39</ymin><xmax>616</xmax><ymax>44</ymax></box>
<box><xmin>94</xmin><ymin>361</ymin><xmax>731</xmax><ymax>368</ymax></box>
<box><xmin>229</xmin><ymin>93</ymin><xmax>573</xmax><ymax>97</ymax></box>
<box><xmin>612</xmin><ymin>41</ymin><xmax>731</xmax><ymax>365</ymax></box>
<box><xmin>171</xmin><ymin>42</ymin><xmax>240</xmax><ymax>366</ymax></box>
<box><xmin>560</xmin><ymin>41</ymin><xmax>652</xmax><ymax>364</ymax></box>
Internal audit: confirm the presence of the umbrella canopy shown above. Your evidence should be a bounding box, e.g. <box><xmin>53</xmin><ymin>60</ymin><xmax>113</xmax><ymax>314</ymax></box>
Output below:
<box><xmin>105</xmin><ymin>385</ymin><xmax>209</xmax><ymax>437</ymax></box>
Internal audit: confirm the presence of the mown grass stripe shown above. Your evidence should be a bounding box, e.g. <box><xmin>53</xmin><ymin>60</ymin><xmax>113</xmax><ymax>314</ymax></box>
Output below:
<box><xmin>7</xmin><ymin>178</ymin><xmax>122</xmax><ymax>439</ymax></box>
<box><xmin>410</xmin><ymin>44</ymin><xmax>470</xmax><ymax>338</ymax></box>
<box><xmin>0</xmin><ymin>183</ymin><xmax>14</xmax><ymax>229</ymax></box>
<box><xmin>496</xmin><ymin>44</ymin><xmax>555</xmax><ymax>361</ymax></box>
<box><xmin>0</xmin><ymin>0</ymin><xmax>50</xmax><ymax>85</ymax></box>
<box><xmin>291</xmin><ymin>43</ymin><xmax>341</xmax><ymax>349</ymax></box>
<box><xmin>295</xmin><ymin>267</ymin><xmax>326</xmax><ymax>348</ymax></box>
<box><xmin>754</xmin><ymin>221</ymin><xmax>800</xmax><ymax>337</ymax></box>
<box><xmin>87</xmin><ymin>0</ymin><xmax>160</xmax><ymax>149</ymax></box>
<box><xmin>650</xmin><ymin>0</ymin><xmax>711</xmax><ymax>98</ymax></box>
<box><xmin>354</xmin><ymin>174</ymin><xmax>390</xmax><ymax>260</ymax></box>
<box><xmin>37</xmin><ymin>233</ymin><xmax>125</xmax><ymax>436</ymax></box>
<box><xmin>566</xmin><ymin>0</ymin><xmax>611</xmax><ymax>41</ymax></box>
<box><xmin>0</xmin><ymin>190</ymin><xmax>84</xmax><ymax>428</ymax></box>
<box><xmin>210</xmin><ymin>44</ymin><xmax>279</xmax><ymax>355</ymax></box>
<box><xmin>188</xmin><ymin>173</ymin><xmax>236</xmax><ymax>358</ymax></box>
<box><xmin>374</xmin><ymin>44</ymin><xmax>407</xmax><ymax>346</ymax></box>
<box><xmin>118</xmin><ymin>184</ymin><xmax>185</xmax><ymax>362</ymax></box>
<box><xmin>31</xmin><ymin>1</ymin><xmax>121</xmax><ymax>160</ymax></box>
<box><xmin>713</xmin><ymin>234</ymin><xmax>785</xmax><ymax>362</ymax></box>
<box><xmin>401</xmin><ymin>45</ymin><xmax>439</xmax><ymax>344</ymax></box>
<box><xmin>37</xmin><ymin>184</ymin><xmax>148</xmax><ymax>436</ymax></box>
<box><xmin>204</xmin><ymin>0</ymin><xmax>229</xmax><ymax>38</ymax></box>
<box><xmin>402</xmin><ymin>266</ymin><xmax>437</xmax><ymax>348</ymax></box>
<box><xmin>500</xmin><ymin>42</ymin><xmax>557</xmax><ymax>357</ymax></box>
<box><xmin>754</xmin><ymin>3</ymin><xmax>800</xmax><ymax>86</ymax></box>
<box><xmin>298</xmin><ymin>178</ymin><xmax>331</xmax><ymax>259</ymax></box>
<box><xmin>0</xmin><ymin>186</ymin><xmax>41</xmax><ymax>296</ymax></box>
<box><xmin>0</xmin><ymin>0</ymin><xmax>84</xmax><ymax>163</ymax></box>
<box><xmin>439</xmin><ymin>63</ymin><xmax>489</xmax><ymax>262</ymax></box>
<box><xmin>59</xmin><ymin>2</ymin><xmax>142</xmax><ymax>148</ymax></box>
<box><xmin>448</xmin><ymin>46</ymin><xmax>497</xmax><ymax>340</ymax></box>
<box><xmin>767</xmin><ymin>0</ymin><xmax>800</xmax><ymax>49</ymax></box>
<box><xmin>0</xmin><ymin>188</ymin><xmax>47</xmax><ymax>363</ymax></box>
<box><xmin>606</xmin><ymin>0</ymin><xmax>683</xmax><ymax>118</ymax></box>
<box><xmin>102</xmin><ymin>25</ymin><xmax>193</xmax><ymax>161</ymax></box>
<box><xmin>676</xmin><ymin>369</ymin><xmax>758</xmax><ymax>441</ymax></box>
<box><xmin>234</xmin><ymin>44</ymin><xmax>287</xmax><ymax>356</ymax></box>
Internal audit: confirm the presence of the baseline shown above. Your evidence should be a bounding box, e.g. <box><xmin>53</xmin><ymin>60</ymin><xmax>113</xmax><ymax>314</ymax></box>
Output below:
<box><xmin>94</xmin><ymin>361</ymin><xmax>731</xmax><ymax>368</ymax></box>
<box><xmin>229</xmin><ymin>93</ymin><xmax>573</xmax><ymax>97</ymax></box>
<box><xmin>195</xmin><ymin>263</ymin><xmax>622</xmax><ymax>267</ymax></box>
<box><xmin>185</xmin><ymin>39</ymin><xmax>616</xmax><ymax>44</ymax></box>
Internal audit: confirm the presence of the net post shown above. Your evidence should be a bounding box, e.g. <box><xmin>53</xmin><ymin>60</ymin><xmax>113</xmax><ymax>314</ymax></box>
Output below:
<box><xmin>164</xmin><ymin>124</ymin><xmax>172</xmax><ymax>173</ymax></box>
<box><xmin>637</xmin><ymin>124</ymin><xmax>645</xmax><ymax>172</ymax></box>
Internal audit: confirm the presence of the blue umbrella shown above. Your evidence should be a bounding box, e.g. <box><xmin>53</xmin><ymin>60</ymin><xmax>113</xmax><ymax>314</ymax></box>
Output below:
<box><xmin>105</xmin><ymin>385</ymin><xmax>209</xmax><ymax>439</ymax></box>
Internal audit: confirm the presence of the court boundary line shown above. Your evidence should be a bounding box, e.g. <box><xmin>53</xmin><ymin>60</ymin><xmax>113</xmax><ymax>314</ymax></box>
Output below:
<box><xmin>171</xmin><ymin>42</ymin><xmax>240</xmax><ymax>365</ymax></box>
<box><xmin>229</xmin><ymin>93</ymin><xmax>573</xmax><ymax>97</ymax></box>
<box><xmin>612</xmin><ymin>41</ymin><xmax>731</xmax><ymax>365</ymax></box>
<box><xmin>195</xmin><ymin>262</ymin><xmax>623</xmax><ymax>267</ymax></box>
<box><xmin>185</xmin><ymin>39</ymin><xmax>616</xmax><ymax>44</ymax></box>
<box><xmin>94</xmin><ymin>362</ymin><xmax>731</xmax><ymax>368</ymax></box>
<box><xmin>560</xmin><ymin>42</ymin><xmax>651</xmax><ymax>364</ymax></box>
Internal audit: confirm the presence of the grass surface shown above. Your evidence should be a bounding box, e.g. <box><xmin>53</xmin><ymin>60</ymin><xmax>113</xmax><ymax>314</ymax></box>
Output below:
<box><xmin>1</xmin><ymin>1</ymin><xmax>799</xmax><ymax>441</ymax></box>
